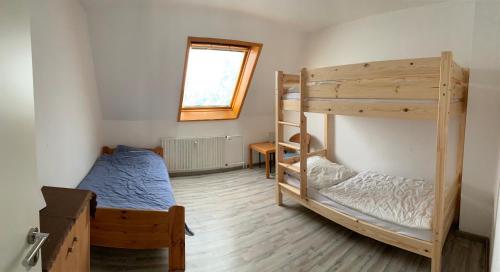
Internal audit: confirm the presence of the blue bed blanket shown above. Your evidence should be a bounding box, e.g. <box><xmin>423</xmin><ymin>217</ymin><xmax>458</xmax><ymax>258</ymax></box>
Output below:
<box><xmin>77</xmin><ymin>148</ymin><xmax>176</xmax><ymax>211</ymax></box>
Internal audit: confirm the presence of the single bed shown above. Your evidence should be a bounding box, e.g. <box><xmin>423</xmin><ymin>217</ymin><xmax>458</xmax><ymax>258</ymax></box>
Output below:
<box><xmin>77</xmin><ymin>146</ymin><xmax>185</xmax><ymax>271</ymax></box>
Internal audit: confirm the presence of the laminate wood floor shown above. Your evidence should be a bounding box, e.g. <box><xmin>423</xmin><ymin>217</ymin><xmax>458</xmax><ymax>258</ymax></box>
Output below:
<box><xmin>91</xmin><ymin>168</ymin><xmax>488</xmax><ymax>272</ymax></box>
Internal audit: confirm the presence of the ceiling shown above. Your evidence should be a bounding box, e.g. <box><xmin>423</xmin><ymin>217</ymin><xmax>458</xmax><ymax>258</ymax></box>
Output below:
<box><xmin>81</xmin><ymin>0</ymin><xmax>444</xmax><ymax>32</ymax></box>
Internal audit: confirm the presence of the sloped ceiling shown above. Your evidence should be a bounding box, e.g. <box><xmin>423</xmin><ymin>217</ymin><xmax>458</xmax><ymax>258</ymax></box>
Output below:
<box><xmin>81</xmin><ymin>0</ymin><xmax>443</xmax><ymax>32</ymax></box>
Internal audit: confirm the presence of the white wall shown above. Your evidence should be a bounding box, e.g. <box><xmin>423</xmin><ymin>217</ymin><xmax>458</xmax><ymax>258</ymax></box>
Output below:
<box><xmin>30</xmin><ymin>0</ymin><xmax>102</xmax><ymax>188</ymax></box>
<box><xmin>472</xmin><ymin>0</ymin><xmax>500</xmax><ymax>268</ymax></box>
<box><xmin>82</xmin><ymin>1</ymin><xmax>306</xmax><ymax>156</ymax></box>
<box><xmin>464</xmin><ymin>0</ymin><xmax>500</xmax><ymax>245</ymax></box>
<box><xmin>302</xmin><ymin>0</ymin><xmax>500</xmax><ymax>238</ymax></box>
<box><xmin>303</xmin><ymin>1</ymin><xmax>474</xmax><ymax>181</ymax></box>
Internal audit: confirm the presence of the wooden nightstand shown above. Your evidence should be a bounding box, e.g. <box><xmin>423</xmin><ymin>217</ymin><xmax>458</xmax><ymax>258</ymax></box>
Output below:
<box><xmin>248</xmin><ymin>142</ymin><xmax>276</xmax><ymax>178</ymax></box>
<box><xmin>40</xmin><ymin>187</ymin><xmax>95</xmax><ymax>272</ymax></box>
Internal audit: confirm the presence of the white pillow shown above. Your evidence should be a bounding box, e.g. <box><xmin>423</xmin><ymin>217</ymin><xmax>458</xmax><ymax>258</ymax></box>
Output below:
<box><xmin>292</xmin><ymin>156</ymin><xmax>357</xmax><ymax>190</ymax></box>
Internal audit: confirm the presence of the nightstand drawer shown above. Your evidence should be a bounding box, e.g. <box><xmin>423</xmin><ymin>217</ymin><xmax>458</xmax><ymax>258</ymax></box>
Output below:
<box><xmin>48</xmin><ymin>205</ymin><xmax>89</xmax><ymax>272</ymax></box>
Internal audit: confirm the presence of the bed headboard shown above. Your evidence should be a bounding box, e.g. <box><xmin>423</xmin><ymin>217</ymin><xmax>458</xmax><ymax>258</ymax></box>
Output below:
<box><xmin>101</xmin><ymin>146</ymin><xmax>164</xmax><ymax>157</ymax></box>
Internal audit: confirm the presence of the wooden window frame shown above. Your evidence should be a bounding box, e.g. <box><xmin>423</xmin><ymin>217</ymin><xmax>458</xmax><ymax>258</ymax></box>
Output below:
<box><xmin>178</xmin><ymin>37</ymin><xmax>263</xmax><ymax>122</ymax></box>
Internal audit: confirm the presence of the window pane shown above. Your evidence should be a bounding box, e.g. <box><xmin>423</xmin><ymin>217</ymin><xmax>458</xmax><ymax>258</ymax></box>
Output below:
<box><xmin>182</xmin><ymin>48</ymin><xmax>245</xmax><ymax>108</ymax></box>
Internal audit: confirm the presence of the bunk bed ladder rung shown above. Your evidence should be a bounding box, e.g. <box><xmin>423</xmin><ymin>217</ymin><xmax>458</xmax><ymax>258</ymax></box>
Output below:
<box><xmin>278</xmin><ymin>142</ymin><xmax>300</xmax><ymax>151</ymax></box>
<box><xmin>277</xmin><ymin>121</ymin><xmax>300</xmax><ymax>127</ymax></box>
<box><xmin>278</xmin><ymin>162</ymin><xmax>300</xmax><ymax>173</ymax></box>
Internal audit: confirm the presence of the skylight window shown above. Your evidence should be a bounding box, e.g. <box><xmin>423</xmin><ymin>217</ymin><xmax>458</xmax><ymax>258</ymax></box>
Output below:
<box><xmin>182</xmin><ymin>47</ymin><xmax>246</xmax><ymax>108</ymax></box>
<box><xmin>178</xmin><ymin>37</ymin><xmax>262</xmax><ymax>121</ymax></box>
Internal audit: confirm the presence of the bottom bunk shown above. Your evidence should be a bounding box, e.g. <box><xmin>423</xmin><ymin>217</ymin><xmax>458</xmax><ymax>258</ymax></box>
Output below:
<box><xmin>276</xmin><ymin>157</ymin><xmax>459</xmax><ymax>260</ymax></box>
<box><xmin>278</xmin><ymin>179</ymin><xmax>434</xmax><ymax>257</ymax></box>
<box><xmin>284</xmin><ymin>175</ymin><xmax>432</xmax><ymax>242</ymax></box>
<box><xmin>276</xmin><ymin>157</ymin><xmax>460</xmax><ymax>271</ymax></box>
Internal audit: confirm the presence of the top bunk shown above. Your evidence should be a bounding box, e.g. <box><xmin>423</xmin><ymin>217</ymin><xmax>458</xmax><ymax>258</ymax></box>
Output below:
<box><xmin>278</xmin><ymin>51</ymin><xmax>469</xmax><ymax>120</ymax></box>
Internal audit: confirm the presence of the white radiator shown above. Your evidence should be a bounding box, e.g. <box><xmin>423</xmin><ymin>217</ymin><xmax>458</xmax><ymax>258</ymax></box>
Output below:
<box><xmin>161</xmin><ymin>136</ymin><xmax>244</xmax><ymax>173</ymax></box>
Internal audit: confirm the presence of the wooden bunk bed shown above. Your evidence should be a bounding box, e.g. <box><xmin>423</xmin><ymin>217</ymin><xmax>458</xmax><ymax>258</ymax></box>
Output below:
<box><xmin>90</xmin><ymin>146</ymin><xmax>185</xmax><ymax>272</ymax></box>
<box><xmin>275</xmin><ymin>51</ymin><xmax>468</xmax><ymax>272</ymax></box>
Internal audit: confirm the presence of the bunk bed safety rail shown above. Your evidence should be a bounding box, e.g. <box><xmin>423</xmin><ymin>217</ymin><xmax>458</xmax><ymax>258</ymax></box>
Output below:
<box><xmin>280</xmin><ymin>55</ymin><xmax>468</xmax><ymax>120</ymax></box>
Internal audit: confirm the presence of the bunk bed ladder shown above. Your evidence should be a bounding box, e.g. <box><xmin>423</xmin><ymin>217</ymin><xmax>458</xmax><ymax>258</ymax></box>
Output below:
<box><xmin>275</xmin><ymin>70</ymin><xmax>308</xmax><ymax>203</ymax></box>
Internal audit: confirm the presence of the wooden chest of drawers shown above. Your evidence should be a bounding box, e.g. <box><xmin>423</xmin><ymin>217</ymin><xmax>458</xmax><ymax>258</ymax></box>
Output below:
<box><xmin>40</xmin><ymin>187</ymin><xmax>95</xmax><ymax>272</ymax></box>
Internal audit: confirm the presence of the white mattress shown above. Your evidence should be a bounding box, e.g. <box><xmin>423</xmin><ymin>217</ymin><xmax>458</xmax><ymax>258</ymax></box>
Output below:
<box><xmin>320</xmin><ymin>171</ymin><xmax>434</xmax><ymax>229</ymax></box>
<box><xmin>285</xmin><ymin>175</ymin><xmax>432</xmax><ymax>241</ymax></box>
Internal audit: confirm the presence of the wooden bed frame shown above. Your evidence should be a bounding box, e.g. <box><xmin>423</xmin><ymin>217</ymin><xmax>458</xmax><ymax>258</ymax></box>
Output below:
<box><xmin>275</xmin><ymin>51</ymin><xmax>468</xmax><ymax>272</ymax></box>
<box><xmin>92</xmin><ymin>146</ymin><xmax>185</xmax><ymax>271</ymax></box>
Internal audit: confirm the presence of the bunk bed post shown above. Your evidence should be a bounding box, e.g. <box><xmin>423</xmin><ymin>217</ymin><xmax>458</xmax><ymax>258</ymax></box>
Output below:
<box><xmin>453</xmin><ymin>69</ymin><xmax>469</xmax><ymax>226</ymax></box>
<box><xmin>275</xmin><ymin>71</ymin><xmax>284</xmax><ymax>206</ymax></box>
<box><xmin>323</xmin><ymin>114</ymin><xmax>329</xmax><ymax>160</ymax></box>
<box><xmin>299</xmin><ymin>68</ymin><xmax>308</xmax><ymax>199</ymax></box>
<box><xmin>432</xmin><ymin>51</ymin><xmax>453</xmax><ymax>272</ymax></box>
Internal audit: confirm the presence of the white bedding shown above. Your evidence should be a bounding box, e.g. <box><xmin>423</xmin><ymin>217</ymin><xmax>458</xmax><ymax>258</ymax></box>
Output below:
<box><xmin>285</xmin><ymin>175</ymin><xmax>432</xmax><ymax>241</ymax></box>
<box><xmin>291</xmin><ymin>156</ymin><xmax>357</xmax><ymax>190</ymax></box>
<box><xmin>319</xmin><ymin>171</ymin><xmax>434</xmax><ymax>229</ymax></box>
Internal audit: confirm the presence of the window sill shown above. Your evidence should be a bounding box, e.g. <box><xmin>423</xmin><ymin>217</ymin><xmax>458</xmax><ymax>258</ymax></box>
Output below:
<box><xmin>178</xmin><ymin>108</ymin><xmax>239</xmax><ymax>121</ymax></box>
